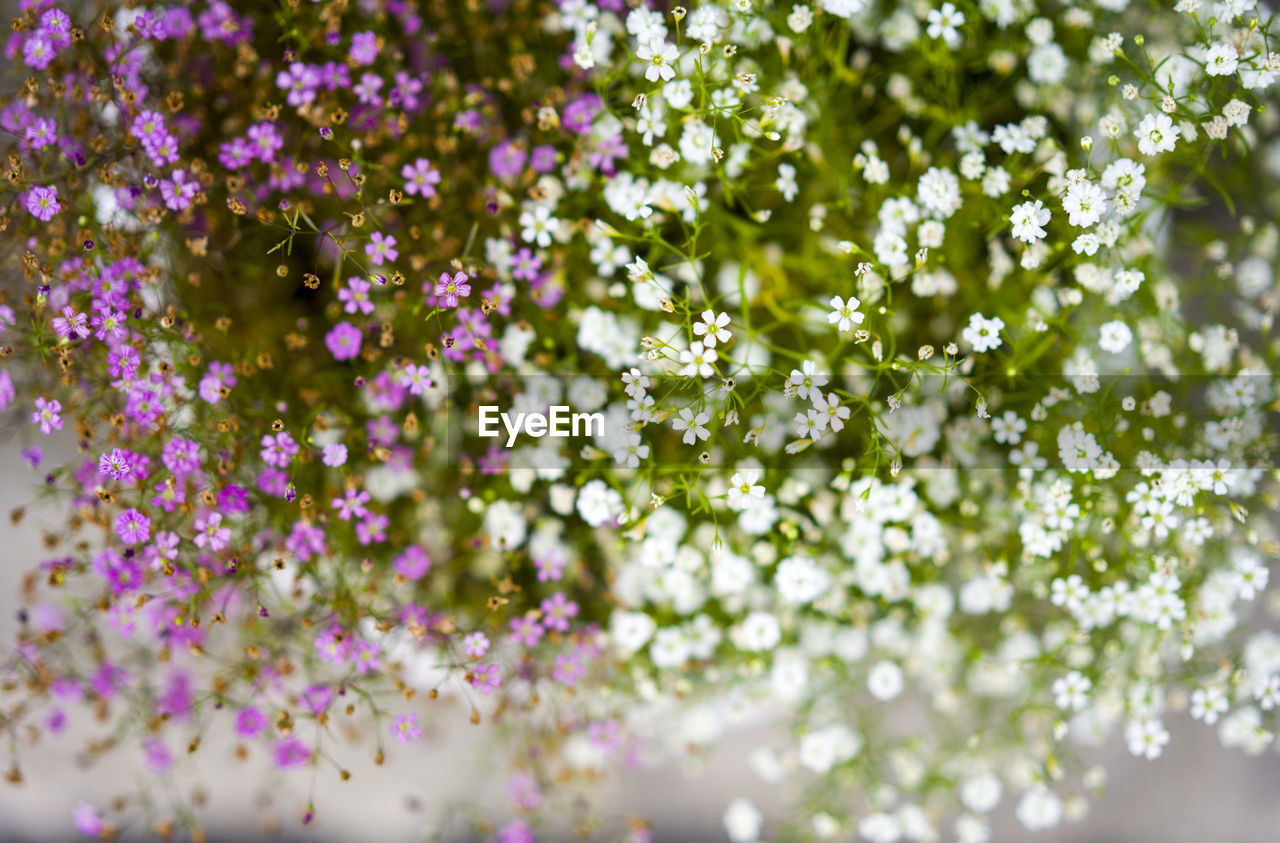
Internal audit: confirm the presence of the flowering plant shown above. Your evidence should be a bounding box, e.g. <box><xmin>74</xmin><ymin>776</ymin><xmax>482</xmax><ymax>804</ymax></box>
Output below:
<box><xmin>2</xmin><ymin>0</ymin><xmax>1279</xmax><ymax>841</ymax></box>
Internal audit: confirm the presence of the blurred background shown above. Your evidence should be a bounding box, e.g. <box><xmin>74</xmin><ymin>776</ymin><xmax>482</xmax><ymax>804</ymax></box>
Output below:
<box><xmin>3</xmin><ymin>435</ymin><xmax>1280</xmax><ymax>842</ymax></box>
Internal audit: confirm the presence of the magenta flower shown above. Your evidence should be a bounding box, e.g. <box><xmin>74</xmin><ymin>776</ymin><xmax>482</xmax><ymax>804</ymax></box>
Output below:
<box><xmin>26</xmin><ymin>185</ymin><xmax>61</xmax><ymax>221</ymax></box>
<box><xmin>235</xmin><ymin>706</ymin><xmax>269</xmax><ymax>738</ymax></box>
<box><xmin>355</xmin><ymin>513</ymin><xmax>389</xmax><ymax>546</ymax></box>
<box><xmin>338</xmin><ymin>276</ymin><xmax>374</xmax><ymax>315</ymax></box>
<box><xmin>489</xmin><ymin>141</ymin><xmax>528</xmax><ymax>181</ymax></box>
<box><xmin>115</xmin><ymin>509</ymin><xmax>151</xmax><ymax>545</ymax></box>
<box><xmin>73</xmin><ymin>802</ymin><xmax>103</xmax><ymax>837</ymax></box>
<box><xmin>325</xmin><ymin>321</ymin><xmax>363</xmax><ymax>361</ymax></box>
<box><xmin>160</xmin><ymin>169</ymin><xmax>198</xmax><ymax>211</ymax></box>
<box><xmin>89</xmin><ymin>306</ymin><xmax>128</xmax><ymax>341</ymax></box>
<box><xmin>331</xmin><ymin>488</ymin><xmax>371</xmax><ymax>521</ymax></box>
<box><xmin>143</xmin><ymin>738</ymin><xmax>173</xmax><ymax>773</ymax></box>
<box><xmin>365</xmin><ymin>232</ymin><xmax>398</xmax><ymax>266</ymax></box>
<box><xmin>322</xmin><ymin>443</ymin><xmax>348</xmax><ymax>467</ymax></box>
<box><xmin>25</xmin><ymin>117</ymin><xmax>58</xmax><ymax>150</ymax></box>
<box><xmin>349</xmin><ymin>31</ymin><xmax>379</xmax><ymax>65</ymax></box>
<box><xmin>0</xmin><ymin>371</ymin><xmax>15</xmax><ymax>412</ymax></box>
<box><xmin>193</xmin><ymin>511</ymin><xmax>230</xmax><ymax>552</ymax></box>
<box><xmin>276</xmin><ymin>62</ymin><xmax>320</xmax><ymax>107</ymax></box>
<box><xmin>509</xmin><ymin>613</ymin><xmax>545</xmax><ymax>647</ymax></box>
<box><xmin>259</xmin><ymin>431</ymin><xmax>300</xmax><ymax>468</ymax></box>
<box><xmin>540</xmin><ymin>592</ymin><xmax>579</xmax><ymax>632</ymax></box>
<box><xmin>534</xmin><ymin>553</ymin><xmax>567</xmax><ymax>582</ymax></box>
<box><xmin>469</xmin><ymin>663</ymin><xmax>502</xmax><ymax>695</ymax></box>
<box><xmin>462</xmin><ymin>631</ymin><xmax>490</xmax><ymax>659</ymax></box>
<box><xmin>51</xmin><ymin>305</ymin><xmax>90</xmax><ymax>340</ymax></box>
<box><xmin>273</xmin><ymin>737</ymin><xmax>311</xmax><ymax>769</ymax></box>
<box><xmin>433</xmin><ymin>271</ymin><xmax>471</xmax><ymax>308</ymax></box>
<box><xmin>401</xmin><ymin>158</ymin><xmax>441</xmax><ymax>197</ymax></box>
<box><xmin>393</xmin><ymin>546</ymin><xmax>431</xmax><ymax>580</ymax></box>
<box><xmin>391</xmin><ymin>713</ymin><xmax>421</xmax><ymax>744</ymax></box>
<box><xmin>23</xmin><ymin>32</ymin><xmax>55</xmax><ymax>70</ymax></box>
<box><xmin>31</xmin><ymin>396</ymin><xmax>63</xmax><ymax>434</ymax></box>
<box><xmin>98</xmin><ymin>448</ymin><xmax>135</xmax><ymax>481</ymax></box>
<box><xmin>552</xmin><ymin>653</ymin><xmax>586</xmax><ymax>686</ymax></box>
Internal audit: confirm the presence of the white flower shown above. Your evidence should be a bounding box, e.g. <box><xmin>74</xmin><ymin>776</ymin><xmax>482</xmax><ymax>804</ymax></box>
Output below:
<box><xmin>1016</xmin><ymin>788</ymin><xmax>1063</xmax><ymax>831</ymax></box>
<box><xmin>577</xmin><ymin>479</ymin><xmax>623</xmax><ymax>527</ymax></box>
<box><xmin>827</xmin><ymin>295</ymin><xmax>865</xmax><ymax>332</ymax></box>
<box><xmin>991</xmin><ymin>411</ymin><xmax>1026</xmax><ymax>445</ymax></box>
<box><xmin>1190</xmin><ymin>686</ymin><xmax>1229</xmax><ymax>724</ymax></box>
<box><xmin>693</xmin><ymin>309</ymin><xmax>732</xmax><ymax>347</ymax></box>
<box><xmin>926</xmin><ymin>2</ymin><xmax>965</xmax><ymax>48</ymax></box>
<box><xmin>1009</xmin><ymin>199</ymin><xmax>1050</xmax><ymax>243</ymax></box>
<box><xmin>1125</xmin><ymin>717</ymin><xmax>1170</xmax><ymax>759</ymax></box>
<box><xmin>774</xmin><ymin>556</ymin><xmax>831</xmax><ymax>605</ymax></box>
<box><xmin>672</xmin><ymin>407</ymin><xmax>711</xmax><ymax>445</ymax></box>
<box><xmin>1052</xmin><ymin>670</ymin><xmax>1092</xmax><ymax>710</ymax></box>
<box><xmin>1205</xmin><ymin>42</ymin><xmax>1239</xmax><ymax>76</ymax></box>
<box><xmin>867</xmin><ymin>660</ymin><xmax>904</xmax><ymax>700</ymax></box>
<box><xmin>1098</xmin><ymin>320</ymin><xmax>1133</xmax><ymax>353</ymax></box>
<box><xmin>1062</xmin><ymin>181</ymin><xmax>1109</xmax><ymax>227</ymax></box>
<box><xmin>1134</xmin><ymin>112</ymin><xmax>1180</xmax><ymax>156</ymax></box>
<box><xmin>727</xmin><ymin>470</ymin><xmax>765</xmax><ymax>510</ymax></box>
<box><xmin>776</xmin><ymin>162</ymin><xmax>798</xmax><ymax>201</ymax></box>
<box><xmin>679</xmin><ymin>341</ymin><xmax>718</xmax><ymax>378</ymax></box>
<box><xmin>519</xmin><ymin>205</ymin><xmax>559</xmax><ymax>247</ymax></box>
<box><xmin>962</xmin><ymin>313</ymin><xmax>1004</xmax><ymax>353</ymax></box>
<box><xmin>822</xmin><ymin>0</ymin><xmax>867</xmax><ymax>19</ymax></box>
<box><xmin>723</xmin><ymin>798</ymin><xmax>763</xmax><ymax>843</ymax></box>
<box><xmin>811</xmin><ymin>392</ymin><xmax>851</xmax><ymax>433</ymax></box>
<box><xmin>613</xmin><ymin>432</ymin><xmax>649</xmax><ymax>468</ymax></box>
<box><xmin>787</xmin><ymin>360</ymin><xmax>829</xmax><ymax>401</ymax></box>
<box><xmin>960</xmin><ymin>773</ymin><xmax>1002</xmax><ymax>814</ymax></box>
<box><xmin>636</xmin><ymin>39</ymin><xmax>677</xmax><ymax>83</ymax></box>
<box><xmin>734</xmin><ymin>611</ymin><xmax>781</xmax><ymax>651</ymax></box>
<box><xmin>610</xmin><ymin>610</ymin><xmax>656</xmax><ymax>654</ymax></box>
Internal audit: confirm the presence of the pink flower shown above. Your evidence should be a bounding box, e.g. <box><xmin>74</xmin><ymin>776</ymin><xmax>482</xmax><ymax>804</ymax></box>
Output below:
<box><xmin>73</xmin><ymin>802</ymin><xmax>103</xmax><ymax>837</ymax></box>
<box><xmin>338</xmin><ymin>277</ymin><xmax>374</xmax><ymax>315</ymax></box>
<box><xmin>462</xmin><ymin>631</ymin><xmax>490</xmax><ymax>659</ymax></box>
<box><xmin>391</xmin><ymin>713</ymin><xmax>421</xmax><ymax>744</ymax></box>
<box><xmin>401</xmin><ymin>158</ymin><xmax>441</xmax><ymax>197</ymax></box>
<box><xmin>433</xmin><ymin>271</ymin><xmax>471</xmax><ymax>308</ymax></box>
<box><xmin>259</xmin><ymin>431</ymin><xmax>299</xmax><ymax>467</ymax></box>
<box><xmin>394</xmin><ymin>546</ymin><xmax>430</xmax><ymax>579</ymax></box>
<box><xmin>540</xmin><ymin>592</ymin><xmax>579</xmax><ymax>632</ymax></box>
<box><xmin>51</xmin><ymin>305</ymin><xmax>90</xmax><ymax>340</ymax></box>
<box><xmin>325</xmin><ymin>321</ymin><xmax>363</xmax><ymax>361</ymax></box>
<box><xmin>322</xmin><ymin>443</ymin><xmax>348</xmax><ymax>467</ymax></box>
<box><xmin>31</xmin><ymin>396</ymin><xmax>63</xmax><ymax>434</ymax></box>
<box><xmin>469</xmin><ymin>663</ymin><xmax>502</xmax><ymax>694</ymax></box>
<box><xmin>365</xmin><ymin>232</ymin><xmax>398</xmax><ymax>266</ymax></box>
<box><xmin>235</xmin><ymin>706</ymin><xmax>268</xmax><ymax>738</ymax></box>
<box><xmin>331</xmin><ymin>488</ymin><xmax>371</xmax><ymax>521</ymax></box>
<box><xmin>193</xmin><ymin>511</ymin><xmax>230</xmax><ymax>552</ymax></box>
<box><xmin>115</xmin><ymin>509</ymin><xmax>151</xmax><ymax>545</ymax></box>
<box><xmin>509</xmin><ymin>613</ymin><xmax>544</xmax><ymax>647</ymax></box>
<box><xmin>273</xmin><ymin>736</ymin><xmax>311</xmax><ymax>769</ymax></box>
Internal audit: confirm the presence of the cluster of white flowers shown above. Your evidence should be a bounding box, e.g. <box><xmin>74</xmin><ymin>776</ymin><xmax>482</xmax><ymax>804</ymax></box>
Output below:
<box><xmin>517</xmin><ymin>0</ymin><xmax>1280</xmax><ymax>838</ymax></box>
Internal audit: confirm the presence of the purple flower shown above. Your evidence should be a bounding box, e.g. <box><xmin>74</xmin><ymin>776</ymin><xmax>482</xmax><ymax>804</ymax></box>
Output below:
<box><xmin>391</xmin><ymin>713</ymin><xmax>421</xmax><ymax>744</ymax></box>
<box><xmin>322</xmin><ymin>443</ymin><xmax>348</xmax><ymax>467</ymax></box>
<box><xmin>354</xmin><ymin>72</ymin><xmax>384</xmax><ymax>105</ymax></box>
<box><xmin>162</xmin><ymin>437</ymin><xmax>202</xmax><ymax>476</ymax></box>
<box><xmin>98</xmin><ymin>448</ymin><xmax>135</xmax><ymax>481</ymax></box>
<box><xmin>198</xmin><ymin>361</ymin><xmax>237</xmax><ymax>403</ymax></box>
<box><xmin>394</xmin><ymin>546</ymin><xmax>431</xmax><ymax>580</ymax></box>
<box><xmin>338</xmin><ymin>276</ymin><xmax>374</xmax><ymax>314</ymax></box>
<box><xmin>540</xmin><ymin>592</ymin><xmax>579</xmax><ymax>632</ymax></box>
<box><xmin>489</xmin><ymin>141</ymin><xmax>528</xmax><ymax>181</ymax></box>
<box><xmin>73</xmin><ymin>803</ymin><xmax>103</xmax><ymax>837</ymax></box>
<box><xmin>160</xmin><ymin>169</ymin><xmax>198</xmax><ymax>211</ymax></box>
<box><xmin>509</xmin><ymin>613</ymin><xmax>545</xmax><ymax>647</ymax></box>
<box><xmin>349</xmin><ymin>31</ymin><xmax>379</xmax><ymax>65</ymax></box>
<box><xmin>25</xmin><ymin>117</ymin><xmax>57</xmax><ymax>150</ymax></box>
<box><xmin>433</xmin><ymin>271</ymin><xmax>471</xmax><ymax>308</ymax></box>
<box><xmin>26</xmin><ymin>185</ymin><xmax>61</xmax><ymax>221</ymax></box>
<box><xmin>401</xmin><ymin>158</ymin><xmax>441</xmax><ymax>198</ymax></box>
<box><xmin>260</xmin><ymin>432</ymin><xmax>300</xmax><ymax>468</ymax></box>
<box><xmin>325</xmin><ymin>321</ymin><xmax>363</xmax><ymax>361</ymax></box>
<box><xmin>41</xmin><ymin>9</ymin><xmax>73</xmax><ymax>48</ymax></box>
<box><xmin>23</xmin><ymin>32</ymin><xmax>56</xmax><ymax>70</ymax></box>
<box><xmin>462</xmin><ymin>632</ymin><xmax>490</xmax><ymax>658</ymax></box>
<box><xmin>115</xmin><ymin>508</ymin><xmax>151</xmax><ymax>545</ymax></box>
<box><xmin>365</xmin><ymin>232</ymin><xmax>398</xmax><ymax>266</ymax></box>
<box><xmin>130</xmin><ymin>110</ymin><xmax>167</xmax><ymax>141</ymax></box>
<box><xmin>235</xmin><ymin>706</ymin><xmax>269</xmax><ymax>738</ymax></box>
<box><xmin>51</xmin><ymin>305</ymin><xmax>90</xmax><ymax>340</ymax></box>
<box><xmin>273</xmin><ymin>736</ymin><xmax>311</xmax><ymax>769</ymax></box>
<box><xmin>247</xmin><ymin>122</ymin><xmax>283</xmax><ymax>162</ymax></box>
<box><xmin>276</xmin><ymin>62</ymin><xmax>320</xmax><ymax>107</ymax></box>
<box><xmin>31</xmin><ymin>396</ymin><xmax>63</xmax><ymax>434</ymax></box>
<box><xmin>0</xmin><ymin>370</ymin><xmax>14</xmax><ymax>411</ymax></box>
<box><xmin>143</xmin><ymin>738</ymin><xmax>173</xmax><ymax>773</ymax></box>
<box><xmin>469</xmin><ymin>663</ymin><xmax>502</xmax><ymax>694</ymax></box>
<box><xmin>331</xmin><ymin>488</ymin><xmax>371</xmax><ymax>521</ymax></box>
<box><xmin>193</xmin><ymin>511</ymin><xmax>230</xmax><ymax>552</ymax></box>
<box><xmin>530</xmin><ymin>145</ymin><xmax>557</xmax><ymax>173</ymax></box>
